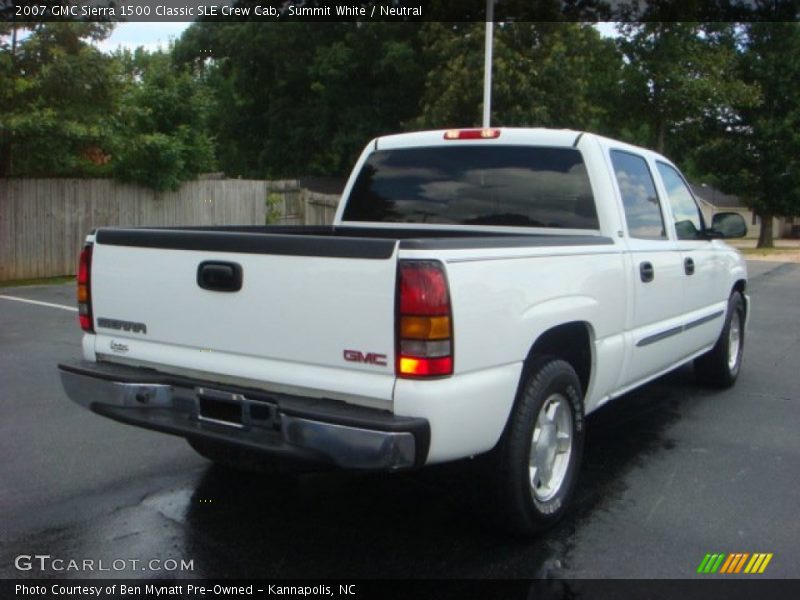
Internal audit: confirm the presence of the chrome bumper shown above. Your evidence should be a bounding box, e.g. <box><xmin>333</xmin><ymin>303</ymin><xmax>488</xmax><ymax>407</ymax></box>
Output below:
<box><xmin>59</xmin><ymin>362</ymin><xmax>428</xmax><ymax>471</ymax></box>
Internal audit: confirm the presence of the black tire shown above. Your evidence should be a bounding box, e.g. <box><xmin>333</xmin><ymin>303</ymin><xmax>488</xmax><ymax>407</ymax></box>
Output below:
<box><xmin>187</xmin><ymin>438</ymin><xmax>308</xmax><ymax>475</ymax></box>
<box><xmin>694</xmin><ymin>292</ymin><xmax>745</xmax><ymax>388</ymax></box>
<box><xmin>489</xmin><ymin>356</ymin><xmax>585</xmax><ymax>535</ymax></box>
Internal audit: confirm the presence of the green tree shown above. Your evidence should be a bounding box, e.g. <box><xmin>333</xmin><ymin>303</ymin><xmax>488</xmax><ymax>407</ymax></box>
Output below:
<box><xmin>615</xmin><ymin>22</ymin><xmax>756</xmax><ymax>154</ymax></box>
<box><xmin>413</xmin><ymin>22</ymin><xmax>622</xmax><ymax>133</ymax></box>
<box><xmin>697</xmin><ymin>23</ymin><xmax>800</xmax><ymax>248</ymax></box>
<box><xmin>304</xmin><ymin>23</ymin><xmax>428</xmax><ymax>174</ymax></box>
<box><xmin>0</xmin><ymin>23</ymin><xmax>117</xmax><ymax>178</ymax></box>
<box><xmin>174</xmin><ymin>22</ymin><xmax>426</xmax><ymax>179</ymax></box>
<box><xmin>112</xmin><ymin>48</ymin><xmax>217</xmax><ymax>191</ymax></box>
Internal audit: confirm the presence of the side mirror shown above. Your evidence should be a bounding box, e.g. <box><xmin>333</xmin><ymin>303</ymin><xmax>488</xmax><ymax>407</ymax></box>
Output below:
<box><xmin>710</xmin><ymin>212</ymin><xmax>747</xmax><ymax>239</ymax></box>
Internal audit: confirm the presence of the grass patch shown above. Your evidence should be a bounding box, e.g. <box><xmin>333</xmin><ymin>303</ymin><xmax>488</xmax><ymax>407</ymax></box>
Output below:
<box><xmin>739</xmin><ymin>248</ymin><xmax>798</xmax><ymax>256</ymax></box>
<box><xmin>0</xmin><ymin>276</ymin><xmax>74</xmax><ymax>288</ymax></box>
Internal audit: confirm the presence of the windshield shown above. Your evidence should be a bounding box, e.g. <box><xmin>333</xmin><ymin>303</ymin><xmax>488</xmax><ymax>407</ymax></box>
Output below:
<box><xmin>342</xmin><ymin>145</ymin><xmax>598</xmax><ymax>229</ymax></box>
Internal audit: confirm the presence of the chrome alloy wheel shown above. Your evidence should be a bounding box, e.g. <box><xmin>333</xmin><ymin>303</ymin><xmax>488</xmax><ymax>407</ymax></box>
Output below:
<box><xmin>728</xmin><ymin>310</ymin><xmax>742</xmax><ymax>372</ymax></box>
<box><xmin>529</xmin><ymin>393</ymin><xmax>573</xmax><ymax>502</ymax></box>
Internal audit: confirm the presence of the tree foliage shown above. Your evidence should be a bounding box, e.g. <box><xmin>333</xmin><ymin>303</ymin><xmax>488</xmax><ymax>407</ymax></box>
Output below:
<box><xmin>696</xmin><ymin>23</ymin><xmax>800</xmax><ymax>247</ymax></box>
<box><xmin>174</xmin><ymin>22</ymin><xmax>427</xmax><ymax>179</ymax></box>
<box><xmin>414</xmin><ymin>23</ymin><xmax>621</xmax><ymax>133</ymax></box>
<box><xmin>3</xmin><ymin>20</ymin><xmax>800</xmax><ymax>241</ymax></box>
<box><xmin>112</xmin><ymin>48</ymin><xmax>216</xmax><ymax>191</ymax></box>
<box><xmin>0</xmin><ymin>24</ymin><xmax>216</xmax><ymax>190</ymax></box>
<box><xmin>615</xmin><ymin>22</ymin><xmax>757</xmax><ymax>154</ymax></box>
<box><xmin>0</xmin><ymin>23</ymin><xmax>117</xmax><ymax>177</ymax></box>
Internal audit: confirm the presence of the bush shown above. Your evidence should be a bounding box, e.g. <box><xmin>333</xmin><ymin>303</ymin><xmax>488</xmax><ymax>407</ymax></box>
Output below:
<box><xmin>113</xmin><ymin>133</ymin><xmax>186</xmax><ymax>192</ymax></box>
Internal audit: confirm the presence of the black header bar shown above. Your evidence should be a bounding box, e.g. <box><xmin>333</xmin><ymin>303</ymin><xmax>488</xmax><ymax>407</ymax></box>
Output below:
<box><xmin>4</xmin><ymin>579</ymin><xmax>800</xmax><ymax>600</ymax></box>
<box><xmin>2</xmin><ymin>0</ymin><xmax>799</xmax><ymax>23</ymax></box>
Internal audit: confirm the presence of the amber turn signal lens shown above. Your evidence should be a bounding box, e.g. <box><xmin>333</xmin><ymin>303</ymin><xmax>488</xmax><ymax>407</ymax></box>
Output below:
<box><xmin>400</xmin><ymin>316</ymin><xmax>450</xmax><ymax>340</ymax></box>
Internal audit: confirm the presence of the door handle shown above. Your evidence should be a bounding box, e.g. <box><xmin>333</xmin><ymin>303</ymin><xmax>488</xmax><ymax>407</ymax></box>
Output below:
<box><xmin>640</xmin><ymin>261</ymin><xmax>654</xmax><ymax>283</ymax></box>
<box><xmin>197</xmin><ymin>261</ymin><xmax>243</xmax><ymax>292</ymax></box>
<box><xmin>684</xmin><ymin>257</ymin><xmax>695</xmax><ymax>276</ymax></box>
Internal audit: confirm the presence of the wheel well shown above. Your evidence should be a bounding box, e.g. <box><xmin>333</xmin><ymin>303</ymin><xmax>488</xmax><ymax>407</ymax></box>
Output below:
<box><xmin>525</xmin><ymin>322</ymin><xmax>592</xmax><ymax>397</ymax></box>
<box><xmin>733</xmin><ymin>279</ymin><xmax>747</xmax><ymax>313</ymax></box>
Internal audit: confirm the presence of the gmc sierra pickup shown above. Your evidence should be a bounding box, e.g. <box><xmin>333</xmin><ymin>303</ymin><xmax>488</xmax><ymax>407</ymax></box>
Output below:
<box><xmin>59</xmin><ymin>128</ymin><xmax>749</xmax><ymax>534</ymax></box>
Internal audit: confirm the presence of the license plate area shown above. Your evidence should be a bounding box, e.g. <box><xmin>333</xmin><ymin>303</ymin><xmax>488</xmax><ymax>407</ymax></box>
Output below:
<box><xmin>197</xmin><ymin>388</ymin><xmax>243</xmax><ymax>428</ymax></box>
<box><xmin>195</xmin><ymin>387</ymin><xmax>278</xmax><ymax>429</ymax></box>
<box><xmin>199</xmin><ymin>397</ymin><xmax>242</xmax><ymax>427</ymax></box>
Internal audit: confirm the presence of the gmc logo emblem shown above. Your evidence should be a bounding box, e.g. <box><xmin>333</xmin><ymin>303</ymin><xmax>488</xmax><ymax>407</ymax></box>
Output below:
<box><xmin>343</xmin><ymin>349</ymin><xmax>388</xmax><ymax>367</ymax></box>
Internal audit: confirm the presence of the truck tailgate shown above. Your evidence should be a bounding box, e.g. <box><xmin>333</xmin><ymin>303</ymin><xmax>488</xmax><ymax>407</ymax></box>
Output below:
<box><xmin>87</xmin><ymin>228</ymin><xmax>399</xmax><ymax>406</ymax></box>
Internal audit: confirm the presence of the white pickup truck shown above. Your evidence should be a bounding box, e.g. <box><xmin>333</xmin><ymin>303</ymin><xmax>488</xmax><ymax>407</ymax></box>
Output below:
<box><xmin>59</xmin><ymin>128</ymin><xmax>749</xmax><ymax>534</ymax></box>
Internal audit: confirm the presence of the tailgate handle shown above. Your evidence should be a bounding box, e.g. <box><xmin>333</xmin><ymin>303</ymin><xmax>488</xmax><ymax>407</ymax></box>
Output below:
<box><xmin>197</xmin><ymin>261</ymin><xmax>243</xmax><ymax>292</ymax></box>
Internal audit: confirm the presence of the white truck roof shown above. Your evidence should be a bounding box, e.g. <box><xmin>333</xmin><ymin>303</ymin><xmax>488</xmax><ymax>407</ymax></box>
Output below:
<box><xmin>375</xmin><ymin>128</ymin><xmax>584</xmax><ymax>150</ymax></box>
<box><xmin>374</xmin><ymin>128</ymin><xmax>676</xmax><ymax>169</ymax></box>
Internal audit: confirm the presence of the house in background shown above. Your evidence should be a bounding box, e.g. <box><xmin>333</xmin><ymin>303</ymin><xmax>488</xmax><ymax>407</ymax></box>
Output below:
<box><xmin>690</xmin><ymin>183</ymin><xmax>799</xmax><ymax>239</ymax></box>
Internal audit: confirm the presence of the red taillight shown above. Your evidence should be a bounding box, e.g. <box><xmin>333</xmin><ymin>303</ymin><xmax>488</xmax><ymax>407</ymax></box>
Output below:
<box><xmin>397</xmin><ymin>261</ymin><xmax>453</xmax><ymax>378</ymax></box>
<box><xmin>443</xmin><ymin>128</ymin><xmax>501</xmax><ymax>140</ymax></box>
<box><xmin>77</xmin><ymin>244</ymin><xmax>94</xmax><ymax>332</ymax></box>
<box><xmin>400</xmin><ymin>264</ymin><xmax>450</xmax><ymax>315</ymax></box>
<box><xmin>399</xmin><ymin>356</ymin><xmax>453</xmax><ymax>377</ymax></box>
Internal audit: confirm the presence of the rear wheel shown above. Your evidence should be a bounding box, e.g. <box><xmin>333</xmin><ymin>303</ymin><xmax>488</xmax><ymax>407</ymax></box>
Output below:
<box><xmin>489</xmin><ymin>356</ymin><xmax>585</xmax><ymax>535</ymax></box>
<box><xmin>694</xmin><ymin>292</ymin><xmax>745</xmax><ymax>388</ymax></box>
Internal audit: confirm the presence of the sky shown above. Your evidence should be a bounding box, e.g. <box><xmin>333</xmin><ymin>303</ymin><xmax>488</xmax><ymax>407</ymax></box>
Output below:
<box><xmin>96</xmin><ymin>21</ymin><xmax>618</xmax><ymax>53</ymax></box>
<box><xmin>97</xmin><ymin>23</ymin><xmax>193</xmax><ymax>53</ymax></box>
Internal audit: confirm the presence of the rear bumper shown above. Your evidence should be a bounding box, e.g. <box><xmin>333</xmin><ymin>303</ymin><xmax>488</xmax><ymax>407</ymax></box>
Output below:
<box><xmin>58</xmin><ymin>361</ymin><xmax>429</xmax><ymax>471</ymax></box>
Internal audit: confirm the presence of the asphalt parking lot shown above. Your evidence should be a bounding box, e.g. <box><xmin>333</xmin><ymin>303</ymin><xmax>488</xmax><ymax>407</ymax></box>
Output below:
<box><xmin>1</xmin><ymin>260</ymin><xmax>798</xmax><ymax>580</ymax></box>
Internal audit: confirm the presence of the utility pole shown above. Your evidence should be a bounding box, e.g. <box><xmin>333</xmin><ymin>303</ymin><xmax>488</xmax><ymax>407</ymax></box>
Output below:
<box><xmin>482</xmin><ymin>0</ymin><xmax>494</xmax><ymax>128</ymax></box>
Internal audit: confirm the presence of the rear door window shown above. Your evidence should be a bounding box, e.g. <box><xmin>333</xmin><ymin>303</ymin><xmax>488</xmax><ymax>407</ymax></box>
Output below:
<box><xmin>610</xmin><ymin>150</ymin><xmax>667</xmax><ymax>240</ymax></box>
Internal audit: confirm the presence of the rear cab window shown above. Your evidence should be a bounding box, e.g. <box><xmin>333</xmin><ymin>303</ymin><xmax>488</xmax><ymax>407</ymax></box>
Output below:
<box><xmin>342</xmin><ymin>146</ymin><xmax>599</xmax><ymax>230</ymax></box>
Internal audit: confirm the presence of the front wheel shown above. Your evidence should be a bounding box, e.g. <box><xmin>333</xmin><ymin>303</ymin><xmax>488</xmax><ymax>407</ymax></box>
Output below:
<box><xmin>489</xmin><ymin>356</ymin><xmax>585</xmax><ymax>535</ymax></box>
<box><xmin>694</xmin><ymin>292</ymin><xmax>745</xmax><ymax>388</ymax></box>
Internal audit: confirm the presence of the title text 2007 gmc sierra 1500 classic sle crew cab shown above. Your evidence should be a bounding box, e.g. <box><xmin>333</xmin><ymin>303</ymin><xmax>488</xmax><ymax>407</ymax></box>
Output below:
<box><xmin>59</xmin><ymin>128</ymin><xmax>749</xmax><ymax>534</ymax></box>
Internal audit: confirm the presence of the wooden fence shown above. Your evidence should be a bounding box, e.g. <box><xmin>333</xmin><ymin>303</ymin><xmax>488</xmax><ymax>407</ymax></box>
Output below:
<box><xmin>266</xmin><ymin>180</ymin><xmax>340</xmax><ymax>226</ymax></box>
<box><xmin>0</xmin><ymin>178</ymin><xmax>340</xmax><ymax>282</ymax></box>
<box><xmin>0</xmin><ymin>178</ymin><xmax>267</xmax><ymax>281</ymax></box>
